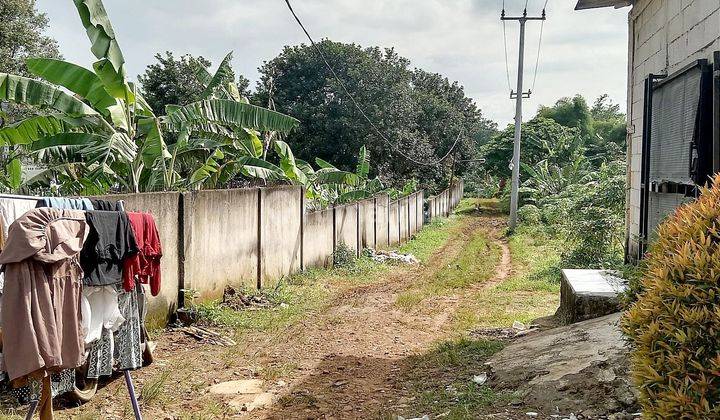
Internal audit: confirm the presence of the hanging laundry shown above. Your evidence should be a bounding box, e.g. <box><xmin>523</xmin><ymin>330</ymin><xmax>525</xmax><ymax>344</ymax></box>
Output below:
<box><xmin>37</xmin><ymin>197</ymin><xmax>94</xmax><ymax>210</ymax></box>
<box><xmin>90</xmin><ymin>198</ymin><xmax>121</xmax><ymax>211</ymax></box>
<box><xmin>83</xmin><ymin>286</ymin><xmax>125</xmax><ymax>344</ymax></box>
<box><xmin>0</xmin><ymin>197</ymin><xmax>38</xmax><ymax>240</ymax></box>
<box><xmin>123</xmin><ymin>212</ymin><xmax>162</xmax><ymax>296</ymax></box>
<box><xmin>81</xmin><ymin>210</ymin><xmax>139</xmax><ymax>287</ymax></box>
<box><xmin>0</xmin><ymin>208</ymin><xmax>88</xmax><ymax>384</ymax></box>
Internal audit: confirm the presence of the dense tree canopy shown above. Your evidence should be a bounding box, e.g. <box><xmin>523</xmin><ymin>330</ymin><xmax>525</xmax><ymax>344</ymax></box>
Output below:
<box><xmin>138</xmin><ymin>52</ymin><xmax>250</xmax><ymax>115</ymax></box>
<box><xmin>0</xmin><ymin>0</ymin><xmax>61</xmax><ymax>125</ymax></box>
<box><xmin>254</xmin><ymin>41</ymin><xmax>496</xmax><ymax>192</ymax></box>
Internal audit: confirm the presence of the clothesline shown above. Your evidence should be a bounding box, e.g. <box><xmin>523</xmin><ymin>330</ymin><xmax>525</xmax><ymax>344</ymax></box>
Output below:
<box><xmin>0</xmin><ymin>193</ymin><xmax>41</xmax><ymax>201</ymax></box>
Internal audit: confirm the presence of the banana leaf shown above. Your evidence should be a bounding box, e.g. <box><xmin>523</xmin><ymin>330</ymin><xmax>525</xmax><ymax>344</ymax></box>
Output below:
<box><xmin>355</xmin><ymin>146</ymin><xmax>370</xmax><ymax>179</ymax></box>
<box><xmin>315</xmin><ymin>157</ymin><xmax>337</xmax><ymax>170</ymax></box>
<box><xmin>73</xmin><ymin>0</ymin><xmax>131</xmax><ymax>100</ymax></box>
<box><xmin>236</xmin><ymin>156</ymin><xmax>284</xmax><ymax>181</ymax></box>
<box><xmin>166</xmin><ymin>99</ymin><xmax>299</xmax><ymax>133</ymax></box>
<box><xmin>274</xmin><ymin>140</ymin><xmax>307</xmax><ymax>185</ymax></box>
<box><xmin>200</xmin><ymin>52</ymin><xmax>234</xmax><ymax>99</ymax></box>
<box><xmin>0</xmin><ymin>73</ymin><xmax>99</xmax><ymax>116</ymax></box>
<box><xmin>315</xmin><ymin>170</ymin><xmax>361</xmax><ymax>187</ymax></box>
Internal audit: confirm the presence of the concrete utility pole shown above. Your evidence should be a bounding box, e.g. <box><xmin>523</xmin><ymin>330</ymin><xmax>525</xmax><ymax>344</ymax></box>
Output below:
<box><xmin>502</xmin><ymin>7</ymin><xmax>546</xmax><ymax>231</ymax></box>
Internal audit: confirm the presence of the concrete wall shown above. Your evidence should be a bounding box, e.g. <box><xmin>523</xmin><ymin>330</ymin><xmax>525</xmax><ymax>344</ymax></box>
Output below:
<box><xmin>303</xmin><ymin>208</ymin><xmax>334</xmax><ymax>269</ymax></box>
<box><xmin>101</xmin><ymin>192</ymin><xmax>181</xmax><ymax>324</ymax></box>
<box><xmin>183</xmin><ymin>189</ymin><xmax>260</xmax><ymax>299</ymax></box>
<box><xmin>259</xmin><ymin>186</ymin><xmax>302</xmax><ymax>287</ymax></box>
<box><xmin>388</xmin><ymin>199</ymin><xmax>400</xmax><ymax>246</ymax></box>
<box><xmin>375</xmin><ymin>194</ymin><xmax>390</xmax><ymax>249</ymax></box>
<box><xmin>399</xmin><ymin>196</ymin><xmax>409</xmax><ymax>243</ymax></box>
<box><xmin>91</xmin><ymin>184</ymin><xmax>463</xmax><ymax>324</ymax></box>
<box><xmin>334</xmin><ymin>203</ymin><xmax>359</xmax><ymax>255</ymax></box>
<box><xmin>408</xmin><ymin>193</ymin><xmax>418</xmax><ymax>236</ymax></box>
<box><xmin>417</xmin><ymin>191</ymin><xmax>425</xmax><ymax>227</ymax></box>
<box><xmin>358</xmin><ymin>198</ymin><xmax>376</xmax><ymax>250</ymax></box>
<box><xmin>625</xmin><ymin>0</ymin><xmax>720</xmax><ymax>256</ymax></box>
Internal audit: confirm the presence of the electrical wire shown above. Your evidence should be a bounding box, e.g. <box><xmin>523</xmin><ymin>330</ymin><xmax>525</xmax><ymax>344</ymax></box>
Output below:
<box><xmin>502</xmin><ymin>20</ymin><xmax>513</xmax><ymax>93</ymax></box>
<box><xmin>530</xmin><ymin>18</ymin><xmax>545</xmax><ymax>92</ymax></box>
<box><xmin>282</xmin><ymin>0</ymin><xmax>462</xmax><ymax>167</ymax></box>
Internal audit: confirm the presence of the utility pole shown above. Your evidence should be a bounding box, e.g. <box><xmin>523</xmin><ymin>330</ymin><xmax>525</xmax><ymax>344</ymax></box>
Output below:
<box><xmin>502</xmin><ymin>7</ymin><xmax>546</xmax><ymax>231</ymax></box>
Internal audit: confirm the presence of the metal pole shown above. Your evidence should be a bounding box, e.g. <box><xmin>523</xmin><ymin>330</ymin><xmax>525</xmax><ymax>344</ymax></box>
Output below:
<box><xmin>508</xmin><ymin>17</ymin><xmax>526</xmax><ymax>232</ymax></box>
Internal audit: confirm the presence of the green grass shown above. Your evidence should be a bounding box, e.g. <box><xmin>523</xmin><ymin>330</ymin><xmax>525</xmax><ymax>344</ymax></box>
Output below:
<box><xmin>399</xmin><ymin>218</ymin><xmax>453</xmax><ymax>262</ymax></box>
<box><xmin>395</xmin><ymin>338</ymin><xmax>509</xmax><ymax>419</ymax></box>
<box><xmin>396</xmin><ymin>227</ymin><xmax>501</xmax><ymax>308</ymax></box>
<box><xmin>454</xmin><ymin>223</ymin><xmax>562</xmax><ymax>329</ymax></box>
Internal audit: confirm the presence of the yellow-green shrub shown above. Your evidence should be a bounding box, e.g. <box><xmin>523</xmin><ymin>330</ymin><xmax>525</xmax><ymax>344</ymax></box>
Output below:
<box><xmin>623</xmin><ymin>175</ymin><xmax>720</xmax><ymax>418</ymax></box>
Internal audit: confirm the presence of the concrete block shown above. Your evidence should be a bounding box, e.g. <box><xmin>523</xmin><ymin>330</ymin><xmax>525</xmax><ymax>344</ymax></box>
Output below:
<box><xmin>388</xmin><ymin>200</ymin><xmax>400</xmax><ymax>246</ymax></box>
<box><xmin>303</xmin><ymin>208</ymin><xmax>334</xmax><ymax>269</ymax></box>
<box><xmin>556</xmin><ymin>269</ymin><xmax>628</xmax><ymax>325</ymax></box>
<box><xmin>334</xmin><ymin>203</ymin><xmax>359</xmax><ymax>255</ymax></box>
<box><xmin>260</xmin><ymin>186</ymin><xmax>302</xmax><ymax>288</ymax></box>
<box><xmin>99</xmin><ymin>192</ymin><xmax>181</xmax><ymax>323</ymax></box>
<box><xmin>358</xmin><ymin>198</ymin><xmax>375</xmax><ymax>250</ymax></box>
<box><xmin>184</xmin><ymin>188</ymin><xmax>260</xmax><ymax>299</ymax></box>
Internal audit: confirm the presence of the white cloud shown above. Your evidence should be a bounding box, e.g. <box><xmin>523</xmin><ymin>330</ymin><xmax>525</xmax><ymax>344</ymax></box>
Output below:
<box><xmin>36</xmin><ymin>0</ymin><xmax>629</xmax><ymax>125</ymax></box>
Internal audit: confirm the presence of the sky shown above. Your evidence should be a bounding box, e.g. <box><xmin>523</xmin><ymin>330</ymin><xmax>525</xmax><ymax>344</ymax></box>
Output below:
<box><xmin>35</xmin><ymin>0</ymin><xmax>630</xmax><ymax>127</ymax></box>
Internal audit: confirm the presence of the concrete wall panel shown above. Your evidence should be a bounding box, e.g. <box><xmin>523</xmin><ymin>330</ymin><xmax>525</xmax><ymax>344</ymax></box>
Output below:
<box><xmin>358</xmin><ymin>198</ymin><xmax>375</xmax><ymax>250</ymax></box>
<box><xmin>260</xmin><ymin>186</ymin><xmax>302</xmax><ymax>287</ymax></box>
<box><xmin>388</xmin><ymin>200</ymin><xmax>400</xmax><ymax>246</ymax></box>
<box><xmin>374</xmin><ymin>194</ymin><xmax>390</xmax><ymax>249</ymax></box>
<box><xmin>184</xmin><ymin>189</ymin><xmax>259</xmax><ymax>300</ymax></box>
<box><xmin>334</xmin><ymin>203</ymin><xmax>359</xmax><ymax>255</ymax></box>
<box><xmin>101</xmin><ymin>192</ymin><xmax>181</xmax><ymax>324</ymax></box>
<box><xmin>303</xmin><ymin>209</ymin><xmax>334</xmax><ymax>269</ymax></box>
<box><xmin>408</xmin><ymin>193</ymin><xmax>417</xmax><ymax>236</ymax></box>
<box><xmin>399</xmin><ymin>197</ymin><xmax>409</xmax><ymax>243</ymax></box>
<box><xmin>417</xmin><ymin>191</ymin><xmax>425</xmax><ymax>227</ymax></box>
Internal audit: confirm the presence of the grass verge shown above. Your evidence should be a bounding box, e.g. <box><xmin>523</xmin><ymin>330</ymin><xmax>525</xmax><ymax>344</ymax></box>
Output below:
<box><xmin>455</xmin><ymin>223</ymin><xmax>562</xmax><ymax>329</ymax></box>
<box><xmin>391</xmin><ymin>337</ymin><xmax>509</xmax><ymax>419</ymax></box>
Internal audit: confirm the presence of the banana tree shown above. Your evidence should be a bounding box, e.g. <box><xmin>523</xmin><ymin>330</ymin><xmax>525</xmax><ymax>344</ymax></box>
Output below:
<box><xmin>159</xmin><ymin>51</ymin><xmax>299</xmax><ymax>190</ymax></box>
<box><xmin>312</xmin><ymin>146</ymin><xmax>384</xmax><ymax>204</ymax></box>
<box><xmin>0</xmin><ymin>0</ymin><xmax>298</xmax><ymax>195</ymax></box>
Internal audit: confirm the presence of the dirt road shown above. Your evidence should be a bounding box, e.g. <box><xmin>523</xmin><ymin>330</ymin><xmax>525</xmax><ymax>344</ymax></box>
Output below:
<box><xmin>48</xmin><ymin>211</ymin><xmax>511</xmax><ymax>419</ymax></box>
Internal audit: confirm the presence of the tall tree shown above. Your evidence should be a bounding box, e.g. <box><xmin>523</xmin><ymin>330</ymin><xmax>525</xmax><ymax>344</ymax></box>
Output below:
<box><xmin>138</xmin><ymin>52</ymin><xmax>250</xmax><ymax>115</ymax></box>
<box><xmin>0</xmin><ymin>0</ymin><xmax>60</xmax><ymax>76</ymax></box>
<box><xmin>255</xmin><ymin>41</ymin><xmax>496</xmax><ymax>192</ymax></box>
<box><xmin>0</xmin><ymin>0</ymin><xmax>61</xmax><ymax>126</ymax></box>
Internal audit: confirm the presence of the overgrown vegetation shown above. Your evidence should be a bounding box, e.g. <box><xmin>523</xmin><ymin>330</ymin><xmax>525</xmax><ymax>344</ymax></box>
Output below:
<box><xmin>470</xmin><ymin>94</ymin><xmax>627</xmax><ymax>271</ymax></box>
<box><xmin>622</xmin><ymin>175</ymin><xmax>720</xmax><ymax>418</ymax></box>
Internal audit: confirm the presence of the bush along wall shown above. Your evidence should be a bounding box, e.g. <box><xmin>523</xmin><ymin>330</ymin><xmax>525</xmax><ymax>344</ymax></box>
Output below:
<box><xmin>622</xmin><ymin>174</ymin><xmax>720</xmax><ymax>418</ymax></box>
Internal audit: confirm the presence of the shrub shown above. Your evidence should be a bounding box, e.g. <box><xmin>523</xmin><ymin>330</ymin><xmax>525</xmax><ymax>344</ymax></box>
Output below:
<box><xmin>333</xmin><ymin>241</ymin><xmax>356</xmax><ymax>268</ymax></box>
<box><xmin>517</xmin><ymin>204</ymin><xmax>541</xmax><ymax>225</ymax></box>
<box><xmin>622</xmin><ymin>175</ymin><xmax>720</xmax><ymax>418</ymax></box>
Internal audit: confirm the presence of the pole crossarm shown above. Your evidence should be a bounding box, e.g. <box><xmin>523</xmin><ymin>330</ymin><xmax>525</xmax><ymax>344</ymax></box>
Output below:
<box><xmin>510</xmin><ymin>91</ymin><xmax>532</xmax><ymax>99</ymax></box>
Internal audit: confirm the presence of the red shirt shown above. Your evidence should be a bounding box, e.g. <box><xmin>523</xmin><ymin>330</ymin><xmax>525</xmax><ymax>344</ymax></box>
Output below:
<box><xmin>123</xmin><ymin>212</ymin><xmax>162</xmax><ymax>296</ymax></box>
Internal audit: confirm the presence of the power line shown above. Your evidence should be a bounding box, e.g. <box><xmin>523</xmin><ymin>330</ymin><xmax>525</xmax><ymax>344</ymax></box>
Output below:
<box><xmin>502</xmin><ymin>20</ymin><xmax>512</xmax><ymax>93</ymax></box>
<box><xmin>282</xmin><ymin>0</ymin><xmax>462</xmax><ymax>167</ymax></box>
<box><xmin>530</xmin><ymin>0</ymin><xmax>549</xmax><ymax>91</ymax></box>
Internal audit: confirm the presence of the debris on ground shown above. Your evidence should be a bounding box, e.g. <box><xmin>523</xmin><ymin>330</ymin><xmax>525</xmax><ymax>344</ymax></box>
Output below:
<box><xmin>222</xmin><ymin>285</ymin><xmax>275</xmax><ymax>310</ymax></box>
<box><xmin>366</xmin><ymin>248</ymin><xmax>420</xmax><ymax>265</ymax></box>
<box><xmin>472</xmin><ymin>372</ymin><xmax>488</xmax><ymax>385</ymax></box>
<box><xmin>178</xmin><ymin>325</ymin><xmax>236</xmax><ymax>346</ymax></box>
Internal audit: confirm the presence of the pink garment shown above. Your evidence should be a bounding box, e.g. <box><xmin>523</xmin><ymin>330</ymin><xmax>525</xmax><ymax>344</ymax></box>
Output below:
<box><xmin>0</xmin><ymin>208</ymin><xmax>88</xmax><ymax>383</ymax></box>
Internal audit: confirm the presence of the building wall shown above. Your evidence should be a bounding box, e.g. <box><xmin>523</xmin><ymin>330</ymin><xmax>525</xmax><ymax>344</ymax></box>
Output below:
<box><xmin>626</xmin><ymin>0</ymin><xmax>720</xmax><ymax>256</ymax></box>
<box><xmin>388</xmin><ymin>200</ymin><xmax>400</xmax><ymax>246</ymax></box>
